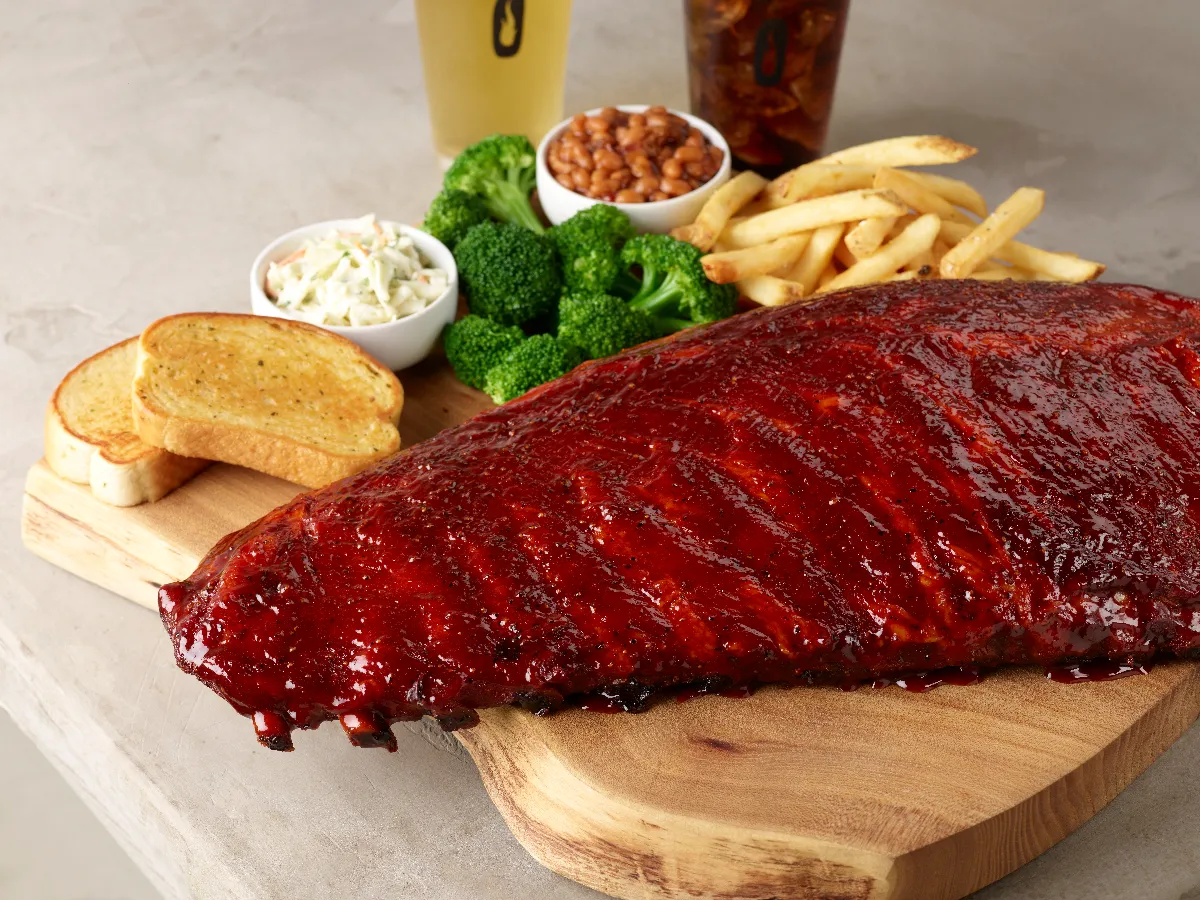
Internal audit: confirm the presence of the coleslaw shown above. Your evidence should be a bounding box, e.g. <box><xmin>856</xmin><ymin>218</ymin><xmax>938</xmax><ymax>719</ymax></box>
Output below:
<box><xmin>265</xmin><ymin>215</ymin><xmax>449</xmax><ymax>327</ymax></box>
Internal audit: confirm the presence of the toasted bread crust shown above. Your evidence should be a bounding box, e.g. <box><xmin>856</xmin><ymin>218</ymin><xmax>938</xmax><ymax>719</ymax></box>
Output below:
<box><xmin>45</xmin><ymin>397</ymin><xmax>97</xmax><ymax>484</ymax></box>
<box><xmin>46</xmin><ymin>338</ymin><xmax>139</xmax><ymax>483</ymax></box>
<box><xmin>45</xmin><ymin>337</ymin><xmax>206</xmax><ymax>506</ymax></box>
<box><xmin>131</xmin><ymin>401</ymin><xmax>396</xmax><ymax>488</ymax></box>
<box><xmin>132</xmin><ymin>313</ymin><xmax>403</xmax><ymax>488</ymax></box>
<box><xmin>90</xmin><ymin>448</ymin><xmax>209</xmax><ymax>507</ymax></box>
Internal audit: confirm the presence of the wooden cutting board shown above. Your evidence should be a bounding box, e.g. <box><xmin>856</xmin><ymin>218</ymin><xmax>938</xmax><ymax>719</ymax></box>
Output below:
<box><xmin>21</xmin><ymin>356</ymin><xmax>1200</xmax><ymax>900</ymax></box>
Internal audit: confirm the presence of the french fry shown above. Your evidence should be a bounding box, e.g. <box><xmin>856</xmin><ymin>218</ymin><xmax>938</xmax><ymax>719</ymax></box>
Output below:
<box><xmin>974</xmin><ymin>262</ymin><xmax>1010</xmax><ymax>275</ymax></box>
<box><xmin>701</xmin><ymin>233</ymin><xmax>812</xmax><ymax>284</ymax></box>
<box><xmin>764</xmin><ymin>174</ymin><xmax>794</xmax><ymax>205</ymax></box>
<box><xmin>938</xmin><ymin>219</ymin><xmax>1105</xmax><ymax>282</ymax></box>
<box><xmin>824</xmin><ymin>213</ymin><xmax>942</xmax><ymax>292</ymax></box>
<box><xmin>772</xmin><ymin>134</ymin><xmax>976</xmax><ymax>201</ymax></box>
<box><xmin>722</xmin><ymin>189</ymin><xmax>907</xmax><ymax>247</ymax></box>
<box><xmin>968</xmin><ymin>266</ymin><xmax>1035</xmax><ymax>282</ymax></box>
<box><xmin>672</xmin><ymin>171</ymin><xmax>769</xmax><ymax>252</ymax></box>
<box><xmin>818</xmin><ymin>135</ymin><xmax>978</xmax><ymax>168</ymax></box>
<box><xmin>834</xmin><ymin>240</ymin><xmax>858</xmax><ymax>270</ymax></box>
<box><xmin>670</xmin><ymin>224</ymin><xmax>704</xmax><ymax>248</ymax></box>
<box><xmin>845</xmin><ymin>216</ymin><xmax>897</xmax><ymax>259</ymax></box>
<box><xmin>939</xmin><ymin>187</ymin><xmax>1045</xmax><ymax>278</ymax></box>
<box><xmin>1008</xmin><ymin>266</ymin><xmax>1040</xmax><ymax>280</ymax></box>
<box><xmin>874</xmin><ymin>168</ymin><xmax>974</xmax><ymax>225</ymax></box>
<box><xmin>880</xmin><ymin>270</ymin><xmax>920</xmax><ymax>283</ymax></box>
<box><xmin>765</xmin><ymin>164</ymin><xmax>877</xmax><ymax>207</ymax></box>
<box><xmin>782</xmin><ymin>223</ymin><xmax>845</xmax><ymax>295</ymax></box>
<box><xmin>886</xmin><ymin>213</ymin><xmax>918</xmax><ymax>240</ymax></box>
<box><xmin>736</xmin><ymin>275</ymin><xmax>809</xmax><ymax>307</ymax></box>
<box><xmin>767</xmin><ymin>155</ymin><xmax>983</xmax><ymax>210</ymax></box>
<box><xmin>815</xmin><ymin>267</ymin><xmax>919</xmax><ymax>295</ymax></box>
<box><xmin>907</xmin><ymin>171</ymin><xmax>988</xmax><ymax>218</ymax></box>
<box><xmin>817</xmin><ymin>265</ymin><xmax>838</xmax><ymax>290</ymax></box>
<box><xmin>738</xmin><ymin>197</ymin><xmax>774</xmax><ymax>217</ymax></box>
<box><xmin>721</xmin><ymin>215</ymin><xmax>748</xmax><ymax>234</ymax></box>
<box><xmin>903</xmin><ymin>247</ymin><xmax>935</xmax><ymax>274</ymax></box>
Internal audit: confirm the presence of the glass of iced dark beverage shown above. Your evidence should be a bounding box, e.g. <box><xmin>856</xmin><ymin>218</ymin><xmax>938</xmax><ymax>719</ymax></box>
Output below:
<box><xmin>684</xmin><ymin>0</ymin><xmax>851</xmax><ymax>178</ymax></box>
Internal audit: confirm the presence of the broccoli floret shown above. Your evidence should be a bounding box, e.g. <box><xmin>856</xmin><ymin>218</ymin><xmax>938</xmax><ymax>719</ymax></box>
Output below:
<box><xmin>443</xmin><ymin>314</ymin><xmax>526</xmax><ymax>390</ymax></box>
<box><xmin>619</xmin><ymin>234</ymin><xmax>737</xmax><ymax>332</ymax></box>
<box><xmin>456</xmin><ymin>222</ymin><xmax>562</xmax><ymax>327</ymax></box>
<box><xmin>422</xmin><ymin>189</ymin><xmax>490</xmax><ymax>250</ymax></box>
<box><xmin>483</xmin><ymin>334</ymin><xmax>583</xmax><ymax>403</ymax></box>
<box><xmin>444</xmin><ymin>134</ymin><xmax>544</xmax><ymax>234</ymax></box>
<box><xmin>557</xmin><ymin>292</ymin><xmax>657</xmax><ymax>360</ymax></box>
<box><xmin>549</xmin><ymin>204</ymin><xmax>636</xmax><ymax>294</ymax></box>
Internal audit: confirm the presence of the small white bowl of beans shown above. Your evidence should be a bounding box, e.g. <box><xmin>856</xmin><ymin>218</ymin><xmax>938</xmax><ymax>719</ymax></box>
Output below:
<box><xmin>536</xmin><ymin>104</ymin><xmax>732</xmax><ymax>234</ymax></box>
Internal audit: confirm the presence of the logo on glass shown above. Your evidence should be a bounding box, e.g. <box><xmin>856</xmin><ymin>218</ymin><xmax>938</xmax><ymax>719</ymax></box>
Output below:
<box><xmin>493</xmin><ymin>0</ymin><xmax>525</xmax><ymax>58</ymax></box>
<box><xmin>753</xmin><ymin>18</ymin><xmax>787</xmax><ymax>87</ymax></box>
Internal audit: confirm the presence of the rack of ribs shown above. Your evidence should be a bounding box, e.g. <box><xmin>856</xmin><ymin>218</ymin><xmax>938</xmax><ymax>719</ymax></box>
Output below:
<box><xmin>160</xmin><ymin>280</ymin><xmax>1200</xmax><ymax>751</ymax></box>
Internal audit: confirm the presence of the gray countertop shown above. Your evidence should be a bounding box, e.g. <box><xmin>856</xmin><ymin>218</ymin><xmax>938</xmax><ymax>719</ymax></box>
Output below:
<box><xmin>1</xmin><ymin>2</ymin><xmax>1197</xmax><ymax>898</ymax></box>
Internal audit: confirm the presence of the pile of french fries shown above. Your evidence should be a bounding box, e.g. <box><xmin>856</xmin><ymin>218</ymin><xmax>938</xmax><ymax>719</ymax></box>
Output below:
<box><xmin>671</xmin><ymin>135</ymin><xmax>1105</xmax><ymax>307</ymax></box>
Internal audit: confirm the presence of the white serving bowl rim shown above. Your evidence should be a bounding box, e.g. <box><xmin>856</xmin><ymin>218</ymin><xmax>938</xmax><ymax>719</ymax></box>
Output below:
<box><xmin>248</xmin><ymin>218</ymin><xmax>458</xmax><ymax>334</ymax></box>
<box><xmin>535</xmin><ymin>104</ymin><xmax>732</xmax><ymax>212</ymax></box>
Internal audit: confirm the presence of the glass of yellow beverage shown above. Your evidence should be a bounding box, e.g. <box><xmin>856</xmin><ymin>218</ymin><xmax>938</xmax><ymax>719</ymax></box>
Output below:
<box><xmin>415</xmin><ymin>0</ymin><xmax>574</xmax><ymax>167</ymax></box>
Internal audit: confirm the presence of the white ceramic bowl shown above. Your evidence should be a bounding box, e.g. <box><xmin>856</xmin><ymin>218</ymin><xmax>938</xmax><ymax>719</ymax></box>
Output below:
<box><xmin>249</xmin><ymin>220</ymin><xmax>458</xmax><ymax>372</ymax></box>
<box><xmin>535</xmin><ymin>105</ymin><xmax>732</xmax><ymax>234</ymax></box>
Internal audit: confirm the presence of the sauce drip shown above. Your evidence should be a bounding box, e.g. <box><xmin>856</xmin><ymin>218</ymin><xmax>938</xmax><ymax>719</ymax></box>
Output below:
<box><xmin>675</xmin><ymin>682</ymin><xmax>757</xmax><ymax>703</ymax></box>
<box><xmin>871</xmin><ymin>666</ymin><xmax>985</xmax><ymax>692</ymax></box>
<box><xmin>578</xmin><ymin>697</ymin><xmax>626</xmax><ymax>714</ymax></box>
<box><xmin>1045</xmin><ymin>660</ymin><xmax>1154</xmax><ymax>683</ymax></box>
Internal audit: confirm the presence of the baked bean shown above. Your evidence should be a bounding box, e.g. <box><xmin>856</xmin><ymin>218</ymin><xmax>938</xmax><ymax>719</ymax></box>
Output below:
<box><xmin>560</xmin><ymin>143</ymin><xmax>584</xmax><ymax>165</ymax></box>
<box><xmin>571</xmin><ymin>145</ymin><xmax>594</xmax><ymax>170</ymax></box>
<box><xmin>621</xmin><ymin>125</ymin><xmax>646</xmax><ymax>148</ymax></box>
<box><xmin>594</xmin><ymin>147</ymin><xmax>624</xmax><ymax>170</ymax></box>
<box><xmin>661</xmin><ymin>177</ymin><xmax>691</xmax><ymax>196</ymax></box>
<box><xmin>548</xmin><ymin>107</ymin><xmax>722</xmax><ymax>201</ymax></box>
<box><xmin>633</xmin><ymin>175</ymin><xmax>659</xmax><ymax>194</ymax></box>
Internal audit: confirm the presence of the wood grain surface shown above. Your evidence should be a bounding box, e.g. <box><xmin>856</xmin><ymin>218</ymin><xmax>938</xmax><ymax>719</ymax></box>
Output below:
<box><xmin>20</xmin><ymin>356</ymin><xmax>1200</xmax><ymax>900</ymax></box>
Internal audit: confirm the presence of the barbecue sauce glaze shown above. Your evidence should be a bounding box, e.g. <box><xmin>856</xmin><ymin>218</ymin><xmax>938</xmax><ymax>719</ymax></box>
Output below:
<box><xmin>160</xmin><ymin>281</ymin><xmax>1200</xmax><ymax>750</ymax></box>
